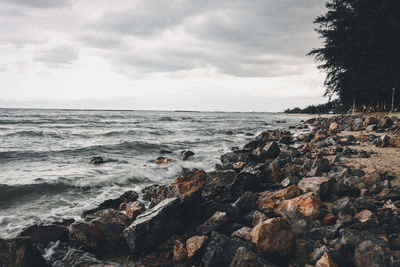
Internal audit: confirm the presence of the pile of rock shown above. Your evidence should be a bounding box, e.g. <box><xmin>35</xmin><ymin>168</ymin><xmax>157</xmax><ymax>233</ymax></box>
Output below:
<box><xmin>2</xmin><ymin>114</ymin><xmax>400</xmax><ymax>267</ymax></box>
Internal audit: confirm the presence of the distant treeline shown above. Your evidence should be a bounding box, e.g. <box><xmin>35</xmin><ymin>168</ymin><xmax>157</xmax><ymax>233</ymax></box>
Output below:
<box><xmin>308</xmin><ymin>0</ymin><xmax>400</xmax><ymax>111</ymax></box>
<box><xmin>285</xmin><ymin>99</ymin><xmax>349</xmax><ymax>114</ymax></box>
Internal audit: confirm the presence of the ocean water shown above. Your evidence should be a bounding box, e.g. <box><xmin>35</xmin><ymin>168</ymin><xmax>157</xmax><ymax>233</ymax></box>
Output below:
<box><xmin>0</xmin><ymin>108</ymin><xmax>310</xmax><ymax>238</ymax></box>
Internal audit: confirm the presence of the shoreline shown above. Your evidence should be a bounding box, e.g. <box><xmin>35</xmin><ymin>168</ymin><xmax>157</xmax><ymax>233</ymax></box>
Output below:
<box><xmin>1</xmin><ymin>113</ymin><xmax>400</xmax><ymax>266</ymax></box>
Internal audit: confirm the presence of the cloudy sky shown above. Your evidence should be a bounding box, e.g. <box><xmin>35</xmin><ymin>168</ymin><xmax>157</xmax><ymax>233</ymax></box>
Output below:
<box><xmin>0</xmin><ymin>0</ymin><xmax>326</xmax><ymax>112</ymax></box>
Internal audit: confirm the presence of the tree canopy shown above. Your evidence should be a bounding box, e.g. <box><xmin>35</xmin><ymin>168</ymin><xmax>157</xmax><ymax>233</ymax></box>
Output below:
<box><xmin>309</xmin><ymin>0</ymin><xmax>400</xmax><ymax>111</ymax></box>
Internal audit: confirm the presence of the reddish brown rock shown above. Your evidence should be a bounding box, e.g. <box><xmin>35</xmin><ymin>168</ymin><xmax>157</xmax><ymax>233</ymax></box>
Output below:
<box><xmin>315</xmin><ymin>252</ymin><xmax>338</xmax><ymax>267</ymax></box>
<box><xmin>256</xmin><ymin>185</ymin><xmax>302</xmax><ymax>213</ymax></box>
<box><xmin>155</xmin><ymin>157</ymin><xmax>176</xmax><ymax>164</ymax></box>
<box><xmin>233</xmin><ymin>162</ymin><xmax>246</xmax><ymax>169</ymax></box>
<box><xmin>196</xmin><ymin>211</ymin><xmax>228</xmax><ymax>235</ymax></box>
<box><xmin>251</xmin><ymin>217</ymin><xmax>294</xmax><ymax>256</ymax></box>
<box><xmin>231</xmin><ymin>227</ymin><xmax>252</xmax><ymax>241</ymax></box>
<box><xmin>329</xmin><ymin>122</ymin><xmax>339</xmax><ymax>132</ymax></box>
<box><xmin>186</xmin><ymin>235</ymin><xmax>208</xmax><ymax>259</ymax></box>
<box><xmin>173</xmin><ymin>241</ymin><xmax>187</xmax><ymax>261</ymax></box>
<box><xmin>124</xmin><ymin>201</ymin><xmax>145</xmax><ymax>220</ymax></box>
<box><xmin>171</xmin><ymin>169</ymin><xmax>206</xmax><ymax>200</ymax></box>
<box><xmin>298</xmin><ymin>177</ymin><xmax>333</xmax><ymax>197</ymax></box>
<box><xmin>275</xmin><ymin>192</ymin><xmax>321</xmax><ymax>219</ymax></box>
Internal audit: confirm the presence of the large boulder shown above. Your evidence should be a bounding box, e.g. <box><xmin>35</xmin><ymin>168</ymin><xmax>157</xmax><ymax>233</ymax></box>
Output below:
<box><xmin>123</xmin><ymin>197</ymin><xmax>184</xmax><ymax>254</ymax></box>
<box><xmin>275</xmin><ymin>192</ymin><xmax>321</xmax><ymax>219</ymax></box>
<box><xmin>18</xmin><ymin>223</ymin><xmax>69</xmax><ymax>247</ymax></box>
<box><xmin>69</xmin><ymin>209</ymin><xmax>131</xmax><ymax>252</ymax></box>
<box><xmin>83</xmin><ymin>190</ymin><xmax>139</xmax><ymax>216</ymax></box>
<box><xmin>196</xmin><ymin>211</ymin><xmax>228</xmax><ymax>235</ymax></box>
<box><xmin>251</xmin><ymin>217</ymin><xmax>295</xmax><ymax>256</ymax></box>
<box><xmin>221</xmin><ymin>152</ymin><xmax>257</xmax><ymax>166</ymax></box>
<box><xmin>0</xmin><ymin>237</ymin><xmax>48</xmax><ymax>267</ymax></box>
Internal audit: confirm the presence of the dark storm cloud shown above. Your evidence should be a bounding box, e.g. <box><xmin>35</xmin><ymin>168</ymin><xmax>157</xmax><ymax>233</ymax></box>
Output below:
<box><xmin>34</xmin><ymin>45</ymin><xmax>79</xmax><ymax>65</ymax></box>
<box><xmin>84</xmin><ymin>0</ymin><xmax>324</xmax><ymax>77</ymax></box>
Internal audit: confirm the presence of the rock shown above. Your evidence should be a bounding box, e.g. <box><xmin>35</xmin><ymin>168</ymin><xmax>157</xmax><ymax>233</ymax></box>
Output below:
<box><xmin>228</xmin><ymin>247</ymin><xmax>277</xmax><ymax>267</ymax></box>
<box><xmin>69</xmin><ymin>209</ymin><xmax>131</xmax><ymax>252</ymax></box>
<box><xmin>122</xmin><ymin>200</ymin><xmax>145</xmax><ymax>220</ymax></box>
<box><xmin>173</xmin><ymin>241</ymin><xmax>187</xmax><ymax>261</ymax></box>
<box><xmin>0</xmin><ymin>237</ymin><xmax>48</xmax><ymax>267</ymax></box>
<box><xmin>315</xmin><ymin>252</ymin><xmax>339</xmax><ymax>267</ymax></box>
<box><xmin>244</xmin><ymin>140</ymin><xmax>265</xmax><ymax>150</ymax></box>
<box><xmin>329</xmin><ymin>122</ymin><xmax>339</xmax><ymax>132</ymax></box>
<box><xmin>332</xmin><ymin>197</ymin><xmax>357</xmax><ymax>215</ymax></box>
<box><xmin>123</xmin><ymin>197</ymin><xmax>183</xmax><ymax>254</ymax></box>
<box><xmin>186</xmin><ymin>235</ymin><xmax>208</xmax><ymax>259</ymax></box>
<box><xmin>275</xmin><ymin>192</ymin><xmax>321</xmax><ymax>219</ymax></box>
<box><xmin>155</xmin><ymin>156</ymin><xmax>176</xmax><ymax>164</ymax></box>
<box><xmin>255</xmin><ymin>131</ymin><xmax>270</xmax><ymax>142</ymax></box>
<box><xmin>202</xmin><ymin>170</ymin><xmax>236</xmax><ymax>201</ymax></box>
<box><xmin>322</xmin><ymin>213</ymin><xmax>336</xmax><ymax>226</ymax></box>
<box><xmin>151</xmin><ymin>169</ymin><xmax>206</xmax><ymax>206</ymax></box>
<box><xmin>201</xmin><ymin>231</ymin><xmax>248</xmax><ymax>267</ymax></box>
<box><xmin>366</xmin><ymin>124</ymin><xmax>377</xmax><ymax>132</ymax></box>
<box><xmin>233</xmin><ymin>191</ymin><xmax>257</xmax><ymax>214</ymax></box>
<box><xmin>380</xmin><ymin>135</ymin><xmax>391</xmax><ymax>147</ymax></box>
<box><xmin>90</xmin><ymin>156</ymin><xmax>105</xmax><ymax>165</ymax></box>
<box><xmin>251</xmin><ymin>217</ymin><xmax>294</xmax><ymax>256</ymax></box>
<box><xmin>180</xmin><ymin>150</ymin><xmax>194</xmax><ymax>160</ymax></box>
<box><xmin>281</xmin><ymin>176</ymin><xmax>300</xmax><ymax>187</ymax></box>
<box><xmin>377</xmin><ymin>116</ymin><xmax>393</xmax><ymax>129</ymax></box>
<box><xmin>141</xmin><ymin>184</ymin><xmax>160</xmax><ymax>201</ymax></box>
<box><xmin>252</xmin><ymin>141</ymin><xmax>280</xmax><ymax>160</ymax></box>
<box><xmin>18</xmin><ymin>223</ymin><xmax>68</xmax><ymax>246</ymax></box>
<box><xmin>197</xmin><ymin>211</ymin><xmax>228</xmax><ymax>235</ymax></box>
<box><xmin>354</xmin><ymin>240</ymin><xmax>385</xmax><ymax>267</ymax></box>
<box><xmin>352</xmin><ymin>118</ymin><xmax>364</xmax><ymax>131</ymax></box>
<box><xmin>230</xmin><ymin>172</ymin><xmax>261</xmax><ymax>198</ymax></box>
<box><xmin>221</xmin><ymin>152</ymin><xmax>257</xmax><ymax>166</ymax></box>
<box><xmin>363</xmin><ymin>117</ymin><xmax>379</xmax><ymax>127</ymax></box>
<box><xmin>226</xmin><ymin>130</ymin><xmax>234</xmax><ymax>135</ymax></box>
<box><xmin>256</xmin><ymin>185</ymin><xmax>303</xmax><ymax>213</ymax></box>
<box><xmin>83</xmin><ymin>190</ymin><xmax>139</xmax><ymax>216</ymax></box>
<box><xmin>310</xmin><ymin>157</ymin><xmax>331</xmax><ymax>176</ymax></box>
<box><xmin>281</xmin><ymin>211</ymin><xmax>315</xmax><ymax>238</ymax></box>
<box><xmin>159</xmin><ymin>148</ymin><xmax>172</xmax><ymax>154</ymax></box>
<box><xmin>231</xmin><ymin>227</ymin><xmax>252</xmax><ymax>241</ymax></box>
<box><xmin>297</xmin><ymin>176</ymin><xmax>334</xmax><ymax>199</ymax></box>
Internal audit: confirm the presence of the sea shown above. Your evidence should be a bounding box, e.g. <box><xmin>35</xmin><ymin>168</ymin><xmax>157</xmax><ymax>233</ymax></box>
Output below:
<box><xmin>0</xmin><ymin>108</ymin><xmax>311</xmax><ymax>238</ymax></box>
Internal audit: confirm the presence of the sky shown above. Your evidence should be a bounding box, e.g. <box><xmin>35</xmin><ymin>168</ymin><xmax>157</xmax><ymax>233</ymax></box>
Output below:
<box><xmin>0</xmin><ymin>0</ymin><xmax>327</xmax><ymax>112</ymax></box>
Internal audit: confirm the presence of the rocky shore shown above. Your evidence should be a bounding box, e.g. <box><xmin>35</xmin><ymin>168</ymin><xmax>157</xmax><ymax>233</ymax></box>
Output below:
<box><xmin>1</xmin><ymin>113</ymin><xmax>400</xmax><ymax>267</ymax></box>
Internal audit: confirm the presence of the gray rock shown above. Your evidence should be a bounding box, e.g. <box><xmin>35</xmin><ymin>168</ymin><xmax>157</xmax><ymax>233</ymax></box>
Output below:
<box><xmin>354</xmin><ymin>240</ymin><xmax>385</xmax><ymax>267</ymax></box>
<box><xmin>229</xmin><ymin>247</ymin><xmax>277</xmax><ymax>267</ymax></box>
<box><xmin>0</xmin><ymin>237</ymin><xmax>48</xmax><ymax>267</ymax></box>
<box><xmin>123</xmin><ymin>197</ymin><xmax>183</xmax><ymax>254</ymax></box>
<box><xmin>202</xmin><ymin>170</ymin><xmax>236</xmax><ymax>201</ymax></box>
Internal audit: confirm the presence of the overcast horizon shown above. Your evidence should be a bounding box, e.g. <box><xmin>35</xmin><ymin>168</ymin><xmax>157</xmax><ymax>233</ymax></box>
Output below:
<box><xmin>1</xmin><ymin>0</ymin><xmax>326</xmax><ymax>112</ymax></box>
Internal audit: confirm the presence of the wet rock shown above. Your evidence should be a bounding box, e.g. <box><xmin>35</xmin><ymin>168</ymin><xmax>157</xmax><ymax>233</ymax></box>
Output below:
<box><xmin>18</xmin><ymin>223</ymin><xmax>68</xmax><ymax>247</ymax></box>
<box><xmin>377</xmin><ymin>116</ymin><xmax>393</xmax><ymax>129</ymax></box>
<box><xmin>90</xmin><ymin>156</ymin><xmax>105</xmax><ymax>165</ymax></box>
<box><xmin>83</xmin><ymin>190</ymin><xmax>139</xmax><ymax>216</ymax></box>
<box><xmin>244</xmin><ymin>140</ymin><xmax>266</xmax><ymax>150</ymax></box>
<box><xmin>221</xmin><ymin>152</ymin><xmax>257</xmax><ymax>166</ymax></box>
<box><xmin>122</xmin><ymin>200</ymin><xmax>145</xmax><ymax>220</ymax></box>
<box><xmin>201</xmin><ymin>231</ymin><xmax>248</xmax><ymax>267</ymax></box>
<box><xmin>155</xmin><ymin>156</ymin><xmax>176</xmax><ymax>164</ymax></box>
<box><xmin>315</xmin><ymin>252</ymin><xmax>338</xmax><ymax>267</ymax></box>
<box><xmin>255</xmin><ymin>131</ymin><xmax>270</xmax><ymax>142</ymax></box>
<box><xmin>159</xmin><ymin>148</ymin><xmax>172</xmax><ymax>154</ymax></box>
<box><xmin>56</xmin><ymin>247</ymin><xmax>117</xmax><ymax>267</ymax></box>
<box><xmin>256</xmin><ymin>185</ymin><xmax>302</xmax><ymax>213</ymax></box>
<box><xmin>354</xmin><ymin>240</ymin><xmax>385</xmax><ymax>267</ymax></box>
<box><xmin>251</xmin><ymin>217</ymin><xmax>294</xmax><ymax>256</ymax></box>
<box><xmin>69</xmin><ymin>209</ymin><xmax>131</xmax><ymax>252</ymax></box>
<box><xmin>180</xmin><ymin>150</ymin><xmax>194</xmax><ymax>160</ymax></box>
<box><xmin>231</xmin><ymin>227</ymin><xmax>252</xmax><ymax>241</ymax></box>
<box><xmin>141</xmin><ymin>184</ymin><xmax>160</xmax><ymax>201</ymax></box>
<box><xmin>197</xmin><ymin>211</ymin><xmax>228</xmax><ymax>235</ymax></box>
<box><xmin>297</xmin><ymin>176</ymin><xmax>334</xmax><ymax>199</ymax></box>
<box><xmin>151</xmin><ymin>169</ymin><xmax>206</xmax><ymax>206</ymax></box>
<box><xmin>201</xmin><ymin>170</ymin><xmax>236</xmax><ymax>201</ymax></box>
<box><xmin>230</xmin><ymin>172</ymin><xmax>261</xmax><ymax>198</ymax></box>
<box><xmin>124</xmin><ymin>197</ymin><xmax>184</xmax><ymax>254</ymax></box>
<box><xmin>0</xmin><ymin>237</ymin><xmax>48</xmax><ymax>267</ymax></box>
<box><xmin>233</xmin><ymin>191</ymin><xmax>257</xmax><ymax>215</ymax></box>
<box><xmin>228</xmin><ymin>247</ymin><xmax>277</xmax><ymax>267</ymax></box>
<box><xmin>186</xmin><ymin>235</ymin><xmax>208</xmax><ymax>259</ymax></box>
<box><xmin>233</xmin><ymin>161</ymin><xmax>246</xmax><ymax>170</ymax></box>
<box><xmin>173</xmin><ymin>241</ymin><xmax>187</xmax><ymax>261</ymax></box>
<box><xmin>252</xmin><ymin>141</ymin><xmax>280</xmax><ymax>161</ymax></box>
<box><xmin>275</xmin><ymin>192</ymin><xmax>321</xmax><ymax>219</ymax></box>
<box><xmin>281</xmin><ymin>176</ymin><xmax>300</xmax><ymax>187</ymax></box>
